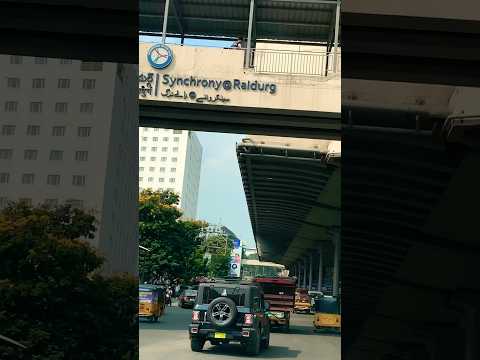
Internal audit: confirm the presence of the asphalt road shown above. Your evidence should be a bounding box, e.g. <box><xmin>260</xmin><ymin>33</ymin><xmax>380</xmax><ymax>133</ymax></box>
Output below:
<box><xmin>139</xmin><ymin>303</ymin><xmax>340</xmax><ymax>360</ymax></box>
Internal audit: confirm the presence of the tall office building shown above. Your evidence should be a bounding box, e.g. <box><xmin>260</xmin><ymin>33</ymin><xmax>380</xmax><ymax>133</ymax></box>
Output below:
<box><xmin>139</xmin><ymin>128</ymin><xmax>202</xmax><ymax>219</ymax></box>
<box><xmin>0</xmin><ymin>55</ymin><xmax>138</xmax><ymax>274</ymax></box>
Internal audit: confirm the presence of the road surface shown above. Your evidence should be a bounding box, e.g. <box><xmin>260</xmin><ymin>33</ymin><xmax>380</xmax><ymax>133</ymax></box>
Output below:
<box><xmin>140</xmin><ymin>304</ymin><xmax>340</xmax><ymax>360</ymax></box>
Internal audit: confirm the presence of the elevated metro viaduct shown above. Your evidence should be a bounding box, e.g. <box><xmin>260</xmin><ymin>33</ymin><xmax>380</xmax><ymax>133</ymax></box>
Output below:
<box><xmin>236</xmin><ymin>136</ymin><xmax>341</xmax><ymax>296</ymax></box>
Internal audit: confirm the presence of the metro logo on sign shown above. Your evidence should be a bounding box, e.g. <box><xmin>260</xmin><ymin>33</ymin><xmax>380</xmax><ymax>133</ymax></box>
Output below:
<box><xmin>147</xmin><ymin>44</ymin><xmax>174</xmax><ymax>70</ymax></box>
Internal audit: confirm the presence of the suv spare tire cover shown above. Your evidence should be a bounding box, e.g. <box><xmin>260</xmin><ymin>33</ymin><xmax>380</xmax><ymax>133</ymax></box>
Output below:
<box><xmin>207</xmin><ymin>296</ymin><xmax>238</xmax><ymax>328</ymax></box>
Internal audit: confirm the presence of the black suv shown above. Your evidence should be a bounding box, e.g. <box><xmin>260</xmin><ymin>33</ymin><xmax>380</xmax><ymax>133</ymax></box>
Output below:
<box><xmin>188</xmin><ymin>280</ymin><xmax>271</xmax><ymax>355</ymax></box>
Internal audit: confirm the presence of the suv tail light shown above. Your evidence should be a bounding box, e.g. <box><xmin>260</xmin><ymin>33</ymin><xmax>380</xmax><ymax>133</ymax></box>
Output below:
<box><xmin>192</xmin><ymin>311</ymin><xmax>200</xmax><ymax>321</ymax></box>
<box><xmin>244</xmin><ymin>313</ymin><xmax>254</xmax><ymax>325</ymax></box>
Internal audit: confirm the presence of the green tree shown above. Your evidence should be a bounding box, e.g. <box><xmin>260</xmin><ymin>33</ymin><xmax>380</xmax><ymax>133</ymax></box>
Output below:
<box><xmin>202</xmin><ymin>234</ymin><xmax>233</xmax><ymax>278</ymax></box>
<box><xmin>139</xmin><ymin>189</ymin><xmax>207</xmax><ymax>283</ymax></box>
<box><xmin>0</xmin><ymin>201</ymin><xmax>138</xmax><ymax>360</ymax></box>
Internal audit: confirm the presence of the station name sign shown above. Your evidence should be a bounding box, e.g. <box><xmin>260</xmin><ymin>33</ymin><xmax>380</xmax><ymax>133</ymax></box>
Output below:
<box><xmin>162</xmin><ymin>74</ymin><xmax>277</xmax><ymax>94</ymax></box>
<box><xmin>140</xmin><ymin>43</ymin><xmax>278</xmax><ymax>104</ymax></box>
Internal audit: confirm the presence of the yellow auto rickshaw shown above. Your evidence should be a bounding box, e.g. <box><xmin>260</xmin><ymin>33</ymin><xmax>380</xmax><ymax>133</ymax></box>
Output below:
<box><xmin>139</xmin><ymin>285</ymin><xmax>165</xmax><ymax>322</ymax></box>
<box><xmin>294</xmin><ymin>288</ymin><xmax>312</xmax><ymax>313</ymax></box>
<box><xmin>313</xmin><ymin>295</ymin><xmax>341</xmax><ymax>333</ymax></box>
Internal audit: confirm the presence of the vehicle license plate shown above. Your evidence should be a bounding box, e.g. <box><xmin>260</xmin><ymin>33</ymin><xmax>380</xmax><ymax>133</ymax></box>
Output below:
<box><xmin>214</xmin><ymin>332</ymin><xmax>226</xmax><ymax>339</ymax></box>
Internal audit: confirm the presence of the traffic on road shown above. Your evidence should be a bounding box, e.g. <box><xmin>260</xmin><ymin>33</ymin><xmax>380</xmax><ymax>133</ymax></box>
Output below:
<box><xmin>139</xmin><ymin>278</ymin><xmax>340</xmax><ymax>360</ymax></box>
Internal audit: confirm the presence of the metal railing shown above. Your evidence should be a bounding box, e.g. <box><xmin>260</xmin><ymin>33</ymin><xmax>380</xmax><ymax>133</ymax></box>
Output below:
<box><xmin>248</xmin><ymin>49</ymin><xmax>341</xmax><ymax>77</ymax></box>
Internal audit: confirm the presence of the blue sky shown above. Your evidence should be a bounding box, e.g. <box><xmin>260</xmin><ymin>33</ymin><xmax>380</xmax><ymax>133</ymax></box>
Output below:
<box><xmin>140</xmin><ymin>35</ymin><xmax>256</xmax><ymax>248</ymax></box>
<box><xmin>195</xmin><ymin>132</ymin><xmax>256</xmax><ymax>249</ymax></box>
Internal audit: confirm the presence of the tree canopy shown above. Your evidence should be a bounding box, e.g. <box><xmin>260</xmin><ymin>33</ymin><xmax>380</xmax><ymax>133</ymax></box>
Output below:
<box><xmin>0</xmin><ymin>202</ymin><xmax>138</xmax><ymax>360</ymax></box>
<box><xmin>139</xmin><ymin>189</ymin><xmax>208</xmax><ymax>283</ymax></box>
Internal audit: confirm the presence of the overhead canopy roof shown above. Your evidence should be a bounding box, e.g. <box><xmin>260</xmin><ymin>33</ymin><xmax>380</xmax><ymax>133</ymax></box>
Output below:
<box><xmin>140</xmin><ymin>0</ymin><xmax>340</xmax><ymax>43</ymax></box>
<box><xmin>237</xmin><ymin>137</ymin><xmax>340</xmax><ymax>265</ymax></box>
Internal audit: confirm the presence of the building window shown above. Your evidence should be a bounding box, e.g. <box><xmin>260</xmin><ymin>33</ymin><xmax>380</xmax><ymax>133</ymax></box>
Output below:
<box><xmin>34</xmin><ymin>57</ymin><xmax>47</xmax><ymax>64</ymax></box>
<box><xmin>80</xmin><ymin>102</ymin><xmax>94</xmax><ymax>113</ymax></box>
<box><xmin>30</xmin><ymin>102</ymin><xmax>42</xmax><ymax>113</ymax></box>
<box><xmin>2</xmin><ymin>125</ymin><xmax>16</xmax><ymax>135</ymax></box>
<box><xmin>139</xmin><ymin>167</ymin><xmax>144</xmax><ymax>172</ymax></box>
<box><xmin>173</xmin><ymin>147</ymin><xmax>179</xmax><ymax>152</ymax></box>
<box><xmin>173</xmin><ymin>130</ymin><xmax>182</xmax><ymax>134</ymax></box>
<box><xmin>169</xmin><ymin>178</ymin><xmax>175</xmax><ymax>183</ymax></box>
<box><xmin>163</xmin><ymin>137</ymin><xmax>169</xmax><ymax>141</ymax></box>
<box><xmin>154</xmin><ymin>128</ymin><xmax>159</xmax><ymax>132</ymax></box>
<box><xmin>161</xmin><ymin>147</ymin><xmax>168</xmax><ymax>152</ymax></box>
<box><xmin>4</xmin><ymin>101</ymin><xmax>18</xmax><ymax>112</ymax></box>
<box><xmin>65</xmin><ymin>199</ymin><xmax>83</xmax><ymax>208</ymax></box>
<box><xmin>151</xmin><ymin>147</ymin><xmax>157</xmax><ymax>152</ymax></box>
<box><xmin>150</xmin><ymin>156</ymin><xmax>156</xmax><ymax>161</ymax></box>
<box><xmin>143</xmin><ymin>128</ymin><xmax>149</xmax><ymax>132</ymax></box>
<box><xmin>44</xmin><ymin>199</ymin><xmax>58</xmax><ymax>207</ymax></box>
<box><xmin>75</xmin><ymin>151</ymin><xmax>88</xmax><ymax>161</ymax></box>
<box><xmin>47</xmin><ymin>174</ymin><xmax>60</xmax><ymax>185</ymax></box>
<box><xmin>24</xmin><ymin>149</ymin><xmax>38</xmax><ymax>160</ymax></box>
<box><xmin>52</xmin><ymin>126</ymin><xmax>66</xmax><ymax>136</ymax></box>
<box><xmin>142</xmin><ymin>137</ymin><xmax>147</xmax><ymax>141</ymax></box>
<box><xmin>60</xmin><ymin>59</ymin><xmax>72</xmax><ymax>64</ymax></box>
<box><xmin>58</xmin><ymin>79</ymin><xmax>71</xmax><ymax>89</ymax></box>
<box><xmin>0</xmin><ymin>173</ymin><xmax>10</xmax><ymax>184</ymax></box>
<box><xmin>148</xmin><ymin>177</ymin><xmax>153</xmax><ymax>182</ymax></box>
<box><xmin>159</xmin><ymin>178</ymin><xmax>164</xmax><ymax>183</ymax></box>
<box><xmin>82</xmin><ymin>79</ymin><xmax>96</xmax><ymax>89</ymax></box>
<box><xmin>10</xmin><ymin>55</ymin><xmax>22</xmax><ymax>64</ymax></box>
<box><xmin>161</xmin><ymin>157</ymin><xmax>167</xmax><ymax>161</ymax></box>
<box><xmin>172</xmin><ymin>157</ymin><xmax>178</xmax><ymax>162</ymax></box>
<box><xmin>139</xmin><ymin>177</ymin><xmax>143</xmax><ymax>182</ymax></box>
<box><xmin>55</xmin><ymin>102</ymin><xmax>68</xmax><ymax>113</ymax></box>
<box><xmin>140</xmin><ymin>157</ymin><xmax>145</xmax><ymax>161</ymax></box>
<box><xmin>153</xmin><ymin>137</ymin><xmax>158</xmax><ymax>142</ymax></box>
<box><xmin>174</xmin><ymin>137</ymin><xmax>179</xmax><ymax>142</ymax></box>
<box><xmin>141</xmin><ymin>146</ymin><xmax>146</xmax><ymax>151</ymax></box>
<box><xmin>0</xmin><ymin>149</ymin><xmax>13</xmax><ymax>159</ymax></box>
<box><xmin>49</xmin><ymin>150</ymin><xmax>63</xmax><ymax>160</ymax></box>
<box><xmin>77</xmin><ymin>126</ymin><xmax>91</xmax><ymax>137</ymax></box>
<box><xmin>80</xmin><ymin>61</ymin><xmax>103</xmax><ymax>71</ymax></box>
<box><xmin>171</xmin><ymin>167</ymin><xmax>176</xmax><ymax>172</ymax></box>
<box><xmin>149</xmin><ymin>167</ymin><xmax>155</xmax><ymax>172</ymax></box>
<box><xmin>22</xmin><ymin>173</ymin><xmax>35</xmax><ymax>184</ymax></box>
<box><xmin>32</xmin><ymin>78</ymin><xmax>45</xmax><ymax>88</ymax></box>
<box><xmin>26</xmin><ymin>125</ymin><xmax>40</xmax><ymax>136</ymax></box>
<box><xmin>160</xmin><ymin>167</ymin><xmax>165</xmax><ymax>172</ymax></box>
<box><xmin>7</xmin><ymin>77</ymin><xmax>20</xmax><ymax>88</ymax></box>
<box><xmin>72</xmin><ymin>175</ymin><xmax>86</xmax><ymax>186</ymax></box>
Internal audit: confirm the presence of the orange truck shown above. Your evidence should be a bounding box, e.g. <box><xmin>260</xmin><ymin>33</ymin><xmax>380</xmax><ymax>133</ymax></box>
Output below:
<box><xmin>253</xmin><ymin>277</ymin><xmax>296</xmax><ymax>332</ymax></box>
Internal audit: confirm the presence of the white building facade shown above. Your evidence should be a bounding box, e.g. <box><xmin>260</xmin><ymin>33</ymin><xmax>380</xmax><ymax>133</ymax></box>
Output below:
<box><xmin>139</xmin><ymin>128</ymin><xmax>202</xmax><ymax>219</ymax></box>
<box><xmin>0</xmin><ymin>55</ymin><xmax>138</xmax><ymax>274</ymax></box>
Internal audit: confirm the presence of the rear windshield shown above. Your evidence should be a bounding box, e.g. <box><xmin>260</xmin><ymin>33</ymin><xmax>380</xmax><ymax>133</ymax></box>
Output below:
<box><xmin>202</xmin><ymin>286</ymin><xmax>247</xmax><ymax>306</ymax></box>
<box><xmin>184</xmin><ymin>290</ymin><xmax>197</xmax><ymax>296</ymax></box>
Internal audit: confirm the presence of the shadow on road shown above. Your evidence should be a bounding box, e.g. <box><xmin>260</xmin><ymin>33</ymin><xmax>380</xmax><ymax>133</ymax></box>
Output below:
<box><xmin>139</xmin><ymin>306</ymin><xmax>192</xmax><ymax>331</ymax></box>
<box><xmin>271</xmin><ymin>325</ymin><xmax>340</xmax><ymax>337</ymax></box>
<box><xmin>204</xmin><ymin>344</ymin><xmax>301</xmax><ymax>358</ymax></box>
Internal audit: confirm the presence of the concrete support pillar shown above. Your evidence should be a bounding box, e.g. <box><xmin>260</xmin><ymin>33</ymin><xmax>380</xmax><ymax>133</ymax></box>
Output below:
<box><xmin>303</xmin><ymin>257</ymin><xmax>307</xmax><ymax>289</ymax></box>
<box><xmin>317</xmin><ymin>243</ymin><xmax>323</xmax><ymax>292</ymax></box>
<box><xmin>296</xmin><ymin>262</ymin><xmax>301</xmax><ymax>287</ymax></box>
<box><xmin>332</xmin><ymin>233</ymin><xmax>340</xmax><ymax>297</ymax></box>
<box><xmin>308</xmin><ymin>252</ymin><xmax>313</xmax><ymax>290</ymax></box>
<box><xmin>161</xmin><ymin>0</ymin><xmax>171</xmax><ymax>44</ymax></box>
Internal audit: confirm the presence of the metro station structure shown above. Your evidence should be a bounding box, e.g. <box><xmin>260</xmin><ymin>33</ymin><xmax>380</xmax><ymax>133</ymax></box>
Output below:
<box><xmin>138</xmin><ymin>0</ymin><xmax>342</xmax><ymax>298</ymax></box>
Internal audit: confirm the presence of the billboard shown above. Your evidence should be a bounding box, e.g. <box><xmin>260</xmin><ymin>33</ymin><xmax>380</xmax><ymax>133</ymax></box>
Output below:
<box><xmin>228</xmin><ymin>238</ymin><xmax>242</xmax><ymax>277</ymax></box>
